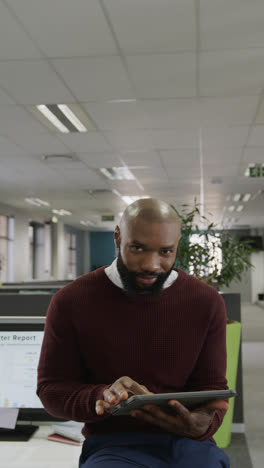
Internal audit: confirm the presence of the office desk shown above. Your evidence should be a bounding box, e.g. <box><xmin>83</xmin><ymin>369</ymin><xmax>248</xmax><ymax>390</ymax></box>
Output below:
<box><xmin>0</xmin><ymin>425</ymin><xmax>82</xmax><ymax>468</ymax></box>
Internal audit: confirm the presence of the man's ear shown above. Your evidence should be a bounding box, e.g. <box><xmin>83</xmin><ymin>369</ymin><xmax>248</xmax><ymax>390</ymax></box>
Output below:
<box><xmin>114</xmin><ymin>225</ymin><xmax>121</xmax><ymax>248</ymax></box>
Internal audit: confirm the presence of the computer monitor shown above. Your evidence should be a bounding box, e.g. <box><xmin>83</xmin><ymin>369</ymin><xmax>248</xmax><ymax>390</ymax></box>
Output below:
<box><xmin>0</xmin><ymin>316</ymin><xmax>67</xmax><ymax>441</ymax></box>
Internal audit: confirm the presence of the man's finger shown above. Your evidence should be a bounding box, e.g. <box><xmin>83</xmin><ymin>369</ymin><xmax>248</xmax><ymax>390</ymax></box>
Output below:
<box><xmin>168</xmin><ymin>400</ymin><xmax>191</xmax><ymax>421</ymax></box>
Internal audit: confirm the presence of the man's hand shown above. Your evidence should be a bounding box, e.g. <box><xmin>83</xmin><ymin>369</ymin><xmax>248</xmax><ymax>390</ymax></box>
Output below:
<box><xmin>95</xmin><ymin>376</ymin><xmax>153</xmax><ymax>415</ymax></box>
<box><xmin>129</xmin><ymin>400</ymin><xmax>216</xmax><ymax>439</ymax></box>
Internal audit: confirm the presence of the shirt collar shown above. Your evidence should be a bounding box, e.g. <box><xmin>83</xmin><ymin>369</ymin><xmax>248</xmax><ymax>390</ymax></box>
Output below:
<box><xmin>104</xmin><ymin>258</ymin><xmax>178</xmax><ymax>290</ymax></box>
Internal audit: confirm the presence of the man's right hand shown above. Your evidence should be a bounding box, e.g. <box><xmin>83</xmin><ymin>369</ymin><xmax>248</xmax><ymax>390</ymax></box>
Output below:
<box><xmin>95</xmin><ymin>376</ymin><xmax>153</xmax><ymax>415</ymax></box>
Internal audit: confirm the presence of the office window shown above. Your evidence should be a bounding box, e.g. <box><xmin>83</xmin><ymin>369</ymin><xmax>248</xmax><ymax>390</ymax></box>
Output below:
<box><xmin>189</xmin><ymin>233</ymin><xmax>222</xmax><ymax>278</ymax></box>
<box><xmin>66</xmin><ymin>233</ymin><xmax>77</xmax><ymax>279</ymax></box>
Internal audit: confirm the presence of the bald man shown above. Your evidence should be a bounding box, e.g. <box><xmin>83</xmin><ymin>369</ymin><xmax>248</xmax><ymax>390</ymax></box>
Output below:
<box><xmin>37</xmin><ymin>198</ymin><xmax>230</xmax><ymax>468</ymax></box>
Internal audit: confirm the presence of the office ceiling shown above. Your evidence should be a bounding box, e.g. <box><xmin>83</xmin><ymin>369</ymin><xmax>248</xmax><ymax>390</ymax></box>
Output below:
<box><xmin>0</xmin><ymin>0</ymin><xmax>264</xmax><ymax>231</ymax></box>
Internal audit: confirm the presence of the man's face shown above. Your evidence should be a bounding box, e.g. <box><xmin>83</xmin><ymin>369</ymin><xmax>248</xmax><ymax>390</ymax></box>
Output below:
<box><xmin>115</xmin><ymin>218</ymin><xmax>180</xmax><ymax>297</ymax></box>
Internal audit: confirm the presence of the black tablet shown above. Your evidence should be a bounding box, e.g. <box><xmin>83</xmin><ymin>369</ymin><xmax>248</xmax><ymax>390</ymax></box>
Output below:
<box><xmin>110</xmin><ymin>389</ymin><xmax>237</xmax><ymax>416</ymax></box>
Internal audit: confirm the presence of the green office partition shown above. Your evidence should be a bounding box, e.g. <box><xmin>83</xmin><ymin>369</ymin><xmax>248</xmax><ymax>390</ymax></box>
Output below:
<box><xmin>214</xmin><ymin>321</ymin><xmax>242</xmax><ymax>448</ymax></box>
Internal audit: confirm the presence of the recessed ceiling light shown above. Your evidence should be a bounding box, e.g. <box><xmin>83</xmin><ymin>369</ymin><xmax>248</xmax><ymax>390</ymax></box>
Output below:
<box><xmin>236</xmin><ymin>205</ymin><xmax>244</xmax><ymax>212</ymax></box>
<box><xmin>36</xmin><ymin>105</ymin><xmax>69</xmax><ymax>133</ymax></box>
<box><xmin>57</xmin><ymin>104</ymin><xmax>87</xmax><ymax>132</ymax></box>
<box><xmin>233</xmin><ymin>194</ymin><xmax>241</xmax><ymax>202</ymax></box>
<box><xmin>228</xmin><ymin>206</ymin><xmax>235</xmax><ymax>212</ymax></box>
<box><xmin>100</xmin><ymin>167</ymin><xmax>135</xmax><ymax>180</ymax></box>
<box><xmin>25</xmin><ymin>197</ymin><xmax>50</xmax><ymax>207</ymax></box>
<box><xmin>242</xmin><ymin>193</ymin><xmax>251</xmax><ymax>202</ymax></box>
<box><xmin>35</xmin><ymin>104</ymin><xmax>95</xmax><ymax>133</ymax></box>
<box><xmin>80</xmin><ymin>220</ymin><xmax>95</xmax><ymax>226</ymax></box>
<box><xmin>52</xmin><ymin>209</ymin><xmax>72</xmax><ymax>216</ymax></box>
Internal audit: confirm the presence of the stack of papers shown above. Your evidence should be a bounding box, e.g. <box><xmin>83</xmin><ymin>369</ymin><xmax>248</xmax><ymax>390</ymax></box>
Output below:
<box><xmin>48</xmin><ymin>421</ymin><xmax>85</xmax><ymax>445</ymax></box>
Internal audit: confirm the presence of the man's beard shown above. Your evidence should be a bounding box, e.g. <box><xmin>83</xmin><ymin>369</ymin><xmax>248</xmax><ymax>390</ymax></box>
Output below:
<box><xmin>116</xmin><ymin>251</ymin><xmax>176</xmax><ymax>297</ymax></box>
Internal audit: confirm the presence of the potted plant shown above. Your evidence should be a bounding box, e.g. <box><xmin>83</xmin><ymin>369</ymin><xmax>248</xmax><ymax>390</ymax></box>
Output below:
<box><xmin>171</xmin><ymin>200</ymin><xmax>255</xmax><ymax>448</ymax></box>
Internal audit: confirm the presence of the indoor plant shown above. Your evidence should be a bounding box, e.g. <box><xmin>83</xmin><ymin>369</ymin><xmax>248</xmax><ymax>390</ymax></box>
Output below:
<box><xmin>171</xmin><ymin>199</ymin><xmax>255</xmax><ymax>448</ymax></box>
<box><xmin>171</xmin><ymin>199</ymin><xmax>254</xmax><ymax>291</ymax></box>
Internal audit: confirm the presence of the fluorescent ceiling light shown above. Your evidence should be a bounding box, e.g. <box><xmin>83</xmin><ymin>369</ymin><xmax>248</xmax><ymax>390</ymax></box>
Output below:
<box><xmin>58</xmin><ymin>104</ymin><xmax>87</xmax><ymax>132</ymax></box>
<box><xmin>25</xmin><ymin>197</ymin><xmax>50</xmax><ymax>207</ymax></box>
<box><xmin>228</xmin><ymin>206</ymin><xmax>235</xmax><ymax>212</ymax></box>
<box><xmin>36</xmin><ymin>105</ymin><xmax>69</xmax><ymax>133</ymax></box>
<box><xmin>100</xmin><ymin>167</ymin><xmax>135</xmax><ymax>180</ymax></box>
<box><xmin>233</xmin><ymin>194</ymin><xmax>241</xmax><ymax>202</ymax></box>
<box><xmin>242</xmin><ymin>193</ymin><xmax>251</xmax><ymax>202</ymax></box>
<box><xmin>80</xmin><ymin>220</ymin><xmax>95</xmax><ymax>226</ymax></box>
<box><xmin>236</xmin><ymin>205</ymin><xmax>244</xmax><ymax>212</ymax></box>
<box><xmin>52</xmin><ymin>209</ymin><xmax>72</xmax><ymax>216</ymax></box>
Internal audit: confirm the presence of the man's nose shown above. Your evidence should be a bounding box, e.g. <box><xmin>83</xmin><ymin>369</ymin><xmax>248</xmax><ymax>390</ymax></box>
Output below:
<box><xmin>140</xmin><ymin>252</ymin><xmax>161</xmax><ymax>272</ymax></box>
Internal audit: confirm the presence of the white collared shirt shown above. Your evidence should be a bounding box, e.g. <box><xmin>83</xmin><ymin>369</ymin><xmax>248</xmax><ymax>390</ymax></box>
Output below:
<box><xmin>104</xmin><ymin>258</ymin><xmax>178</xmax><ymax>290</ymax></box>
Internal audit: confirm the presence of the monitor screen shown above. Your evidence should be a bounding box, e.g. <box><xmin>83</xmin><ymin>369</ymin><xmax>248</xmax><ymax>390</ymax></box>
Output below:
<box><xmin>0</xmin><ymin>319</ymin><xmax>66</xmax><ymax>423</ymax></box>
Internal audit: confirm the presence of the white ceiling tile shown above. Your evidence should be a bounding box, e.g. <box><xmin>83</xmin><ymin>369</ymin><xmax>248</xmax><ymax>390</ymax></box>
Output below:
<box><xmin>0</xmin><ymin>1</ymin><xmax>42</xmax><ymax>59</ymax></box>
<box><xmin>141</xmin><ymin>97</ymin><xmax>259</xmax><ymax>128</ymax></box>
<box><xmin>202</xmin><ymin>148</ymin><xmax>243</xmax><ymax>163</ymax></box>
<box><xmin>247</xmin><ymin>126</ymin><xmax>264</xmax><ymax>146</ymax></box>
<box><xmin>200</xmin><ymin>49</ymin><xmax>264</xmax><ymax>96</ymax></box>
<box><xmin>0</xmin><ymin>106</ymin><xmax>48</xmax><ymax>137</ymax></box>
<box><xmin>58</xmin><ymin>169</ymin><xmax>108</xmax><ymax>189</ymax></box>
<box><xmin>57</xmin><ymin>133</ymin><xmax>113</xmax><ymax>153</ymax></box>
<box><xmin>0</xmin><ymin>60</ymin><xmax>74</xmax><ymax>104</ymax></box>
<box><xmin>0</xmin><ymin>88</ymin><xmax>16</xmax><ymax>106</ymax></box>
<box><xmin>0</xmin><ymin>135</ymin><xmax>28</xmax><ymax>156</ymax></box>
<box><xmin>201</xmin><ymin>126</ymin><xmax>249</xmax><ymax>148</ymax></box>
<box><xmin>132</xmin><ymin>167</ymin><xmax>169</xmax><ymax>182</ymax></box>
<box><xmin>204</xmin><ymin>164</ymin><xmax>239</xmax><ymax>177</ymax></box>
<box><xmin>160</xmin><ymin>149</ymin><xmax>199</xmax><ymax>165</ymax></box>
<box><xmin>77</xmin><ymin>153</ymin><xmax>123</xmax><ymax>169</ymax></box>
<box><xmin>7</xmin><ymin>0</ymin><xmax>117</xmax><ymax>57</ymax></box>
<box><xmin>51</xmin><ymin>57</ymin><xmax>135</xmax><ymax>101</ymax></box>
<box><xmin>121</xmin><ymin>151</ymin><xmax>163</xmax><ymax>168</ymax></box>
<box><xmin>201</xmin><ymin>0</ymin><xmax>264</xmax><ymax>50</ymax></box>
<box><xmin>164</xmin><ymin>165</ymin><xmax>201</xmax><ymax>177</ymax></box>
<box><xmin>10</xmin><ymin>134</ymin><xmax>70</xmax><ymax>155</ymax></box>
<box><xmin>104</xmin><ymin>131</ymin><xmax>155</xmax><ymax>152</ymax></box>
<box><xmin>243</xmin><ymin>148</ymin><xmax>264</xmax><ymax>163</ymax></box>
<box><xmin>151</xmin><ymin>130</ymin><xmax>199</xmax><ymax>149</ymax></box>
<box><xmin>85</xmin><ymin>102</ymin><xmax>149</xmax><ymax>131</ymax></box>
<box><xmin>126</xmin><ymin>53</ymin><xmax>196</xmax><ymax>98</ymax></box>
<box><xmin>105</xmin><ymin>0</ymin><xmax>196</xmax><ymax>53</ymax></box>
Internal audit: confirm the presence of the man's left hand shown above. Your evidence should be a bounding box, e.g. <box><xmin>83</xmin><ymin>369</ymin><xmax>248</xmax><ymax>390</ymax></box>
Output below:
<box><xmin>129</xmin><ymin>400</ymin><xmax>216</xmax><ymax>439</ymax></box>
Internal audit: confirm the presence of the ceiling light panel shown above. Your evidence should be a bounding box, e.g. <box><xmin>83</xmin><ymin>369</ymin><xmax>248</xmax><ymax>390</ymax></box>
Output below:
<box><xmin>100</xmin><ymin>167</ymin><xmax>135</xmax><ymax>180</ymax></box>
<box><xmin>36</xmin><ymin>105</ymin><xmax>69</xmax><ymax>133</ymax></box>
<box><xmin>35</xmin><ymin>103</ymin><xmax>96</xmax><ymax>133</ymax></box>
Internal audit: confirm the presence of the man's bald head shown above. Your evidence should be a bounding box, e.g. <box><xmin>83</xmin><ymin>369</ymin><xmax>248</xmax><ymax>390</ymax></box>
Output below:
<box><xmin>119</xmin><ymin>198</ymin><xmax>181</xmax><ymax>236</ymax></box>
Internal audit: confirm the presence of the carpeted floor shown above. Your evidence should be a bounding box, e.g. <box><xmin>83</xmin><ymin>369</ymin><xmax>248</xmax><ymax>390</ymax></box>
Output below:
<box><xmin>223</xmin><ymin>434</ymin><xmax>253</xmax><ymax>467</ymax></box>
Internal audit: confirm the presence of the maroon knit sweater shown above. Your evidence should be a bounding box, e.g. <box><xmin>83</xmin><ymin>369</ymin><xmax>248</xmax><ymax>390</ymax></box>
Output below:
<box><xmin>37</xmin><ymin>266</ymin><xmax>228</xmax><ymax>442</ymax></box>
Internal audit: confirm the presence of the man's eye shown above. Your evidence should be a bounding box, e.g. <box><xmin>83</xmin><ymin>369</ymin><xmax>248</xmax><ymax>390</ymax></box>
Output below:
<box><xmin>162</xmin><ymin>249</ymin><xmax>173</xmax><ymax>255</ymax></box>
<box><xmin>131</xmin><ymin>245</ymin><xmax>143</xmax><ymax>251</ymax></box>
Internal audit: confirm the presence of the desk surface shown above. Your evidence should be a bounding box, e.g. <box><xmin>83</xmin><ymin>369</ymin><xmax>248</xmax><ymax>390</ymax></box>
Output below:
<box><xmin>0</xmin><ymin>425</ymin><xmax>82</xmax><ymax>468</ymax></box>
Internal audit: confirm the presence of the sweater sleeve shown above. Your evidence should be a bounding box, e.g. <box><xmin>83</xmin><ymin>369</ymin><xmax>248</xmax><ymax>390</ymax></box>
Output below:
<box><xmin>185</xmin><ymin>292</ymin><xmax>229</xmax><ymax>441</ymax></box>
<box><xmin>36</xmin><ymin>293</ymin><xmax>112</xmax><ymax>423</ymax></box>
